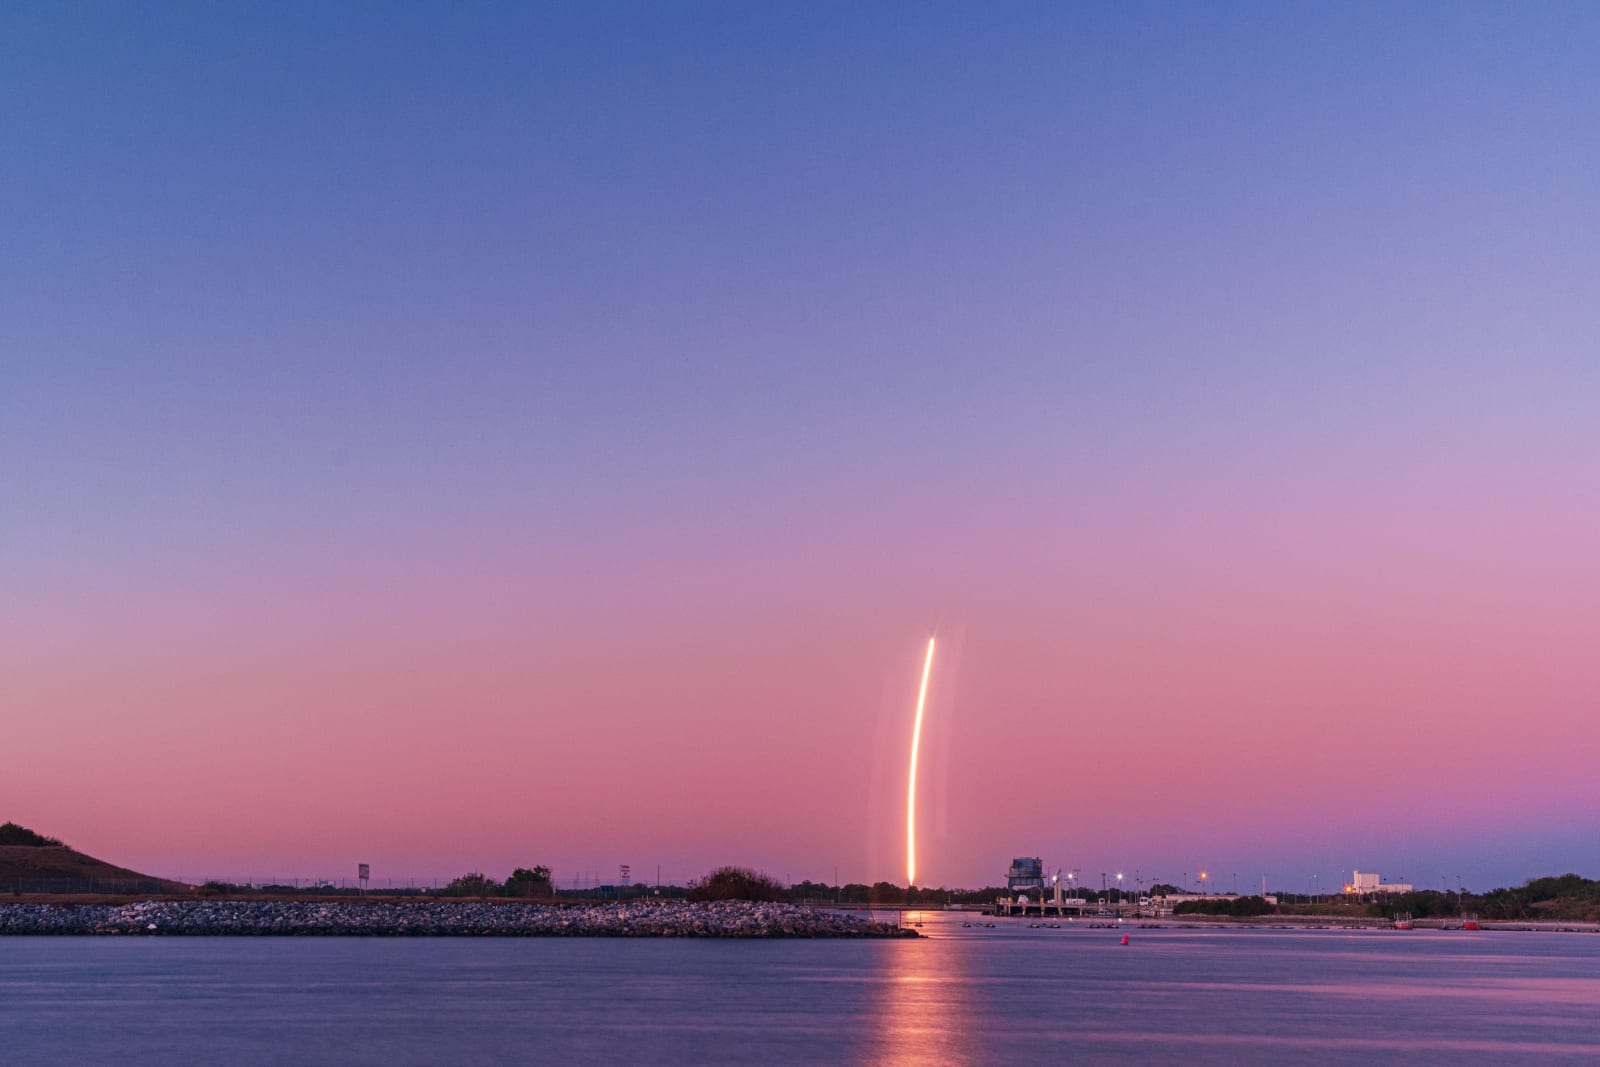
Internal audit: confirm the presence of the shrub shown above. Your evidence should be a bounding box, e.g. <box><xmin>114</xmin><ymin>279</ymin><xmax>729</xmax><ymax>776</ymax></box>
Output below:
<box><xmin>445</xmin><ymin>872</ymin><xmax>502</xmax><ymax>897</ymax></box>
<box><xmin>0</xmin><ymin>822</ymin><xmax>64</xmax><ymax>847</ymax></box>
<box><xmin>505</xmin><ymin>866</ymin><xmax>554</xmax><ymax>898</ymax></box>
<box><xmin>686</xmin><ymin>866</ymin><xmax>787</xmax><ymax>902</ymax></box>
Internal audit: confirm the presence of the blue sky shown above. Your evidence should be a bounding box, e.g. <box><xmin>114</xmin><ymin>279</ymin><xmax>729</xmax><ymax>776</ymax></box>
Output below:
<box><xmin>4</xmin><ymin>3</ymin><xmax>1598</xmax><ymax>886</ymax></box>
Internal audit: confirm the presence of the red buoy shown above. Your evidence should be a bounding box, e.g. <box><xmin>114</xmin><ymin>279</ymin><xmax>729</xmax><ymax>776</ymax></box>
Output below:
<box><xmin>1121</xmin><ymin>934</ymin><xmax>1130</xmax><ymax>945</ymax></box>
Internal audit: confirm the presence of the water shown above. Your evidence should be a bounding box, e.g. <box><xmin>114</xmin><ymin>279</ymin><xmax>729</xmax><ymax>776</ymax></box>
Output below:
<box><xmin>3</xmin><ymin>913</ymin><xmax>1596</xmax><ymax>1064</ymax></box>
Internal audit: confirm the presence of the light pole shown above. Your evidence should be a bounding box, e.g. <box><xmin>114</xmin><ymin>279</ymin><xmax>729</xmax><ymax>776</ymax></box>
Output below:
<box><xmin>1116</xmin><ymin>872</ymin><xmax>1124</xmax><ymax>915</ymax></box>
<box><xmin>1199</xmin><ymin>871</ymin><xmax>1208</xmax><ymax>895</ymax></box>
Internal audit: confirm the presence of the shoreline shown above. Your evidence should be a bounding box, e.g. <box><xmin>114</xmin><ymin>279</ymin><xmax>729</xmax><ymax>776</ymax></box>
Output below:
<box><xmin>0</xmin><ymin>899</ymin><xmax>918</xmax><ymax>938</ymax></box>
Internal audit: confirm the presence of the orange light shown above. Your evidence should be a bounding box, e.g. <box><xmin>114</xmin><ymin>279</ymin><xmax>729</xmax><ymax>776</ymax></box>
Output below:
<box><xmin>906</xmin><ymin>637</ymin><xmax>936</xmax><ymax>888</ymax></box>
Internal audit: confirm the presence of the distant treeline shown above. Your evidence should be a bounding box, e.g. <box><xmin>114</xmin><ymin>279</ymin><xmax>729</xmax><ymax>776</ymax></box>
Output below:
<box><xmin>1471</xmin><ymin>874</ymin><xmax>1600</xmax><ymax>922</ymax></box>
<box><xmin>1173</xmin><ymin>896</ymin><xmax>1275</xmax><ymax>917</ymax></box>
<box><xmin>789</xmin><ymin>882</ymin><xmax>1008</xmax><ymax>906</ymax></box>
<box><xmin>6</xmin><ymin>818</ymin><xmax>1595</xmax><ymax>918</ymax></box>
<box><xmin>166</xmin><ymin>872</ymin><xmax>1600</xmax><ymax>921</ymax></box>
<box><xmin>1281</xmin><ymin>874</ymin><xmax>1600</xmax><ymax>922</ymax></box>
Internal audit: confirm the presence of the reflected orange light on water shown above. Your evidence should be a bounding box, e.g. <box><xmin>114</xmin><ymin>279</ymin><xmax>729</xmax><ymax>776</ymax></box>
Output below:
<box><xmin>869</xmin><ymin>926</ymin><xmax>978</xmax><ymax>1066</ymax></box>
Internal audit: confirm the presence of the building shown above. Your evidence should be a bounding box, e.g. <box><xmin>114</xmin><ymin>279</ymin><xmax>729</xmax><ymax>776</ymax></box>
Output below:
<box><xmin>1007</xmin><ymin>857</ymin><xmax>1045</xmax><ymax>899</ymax></box>
<box><xmin>1345</xmin><ymin>869</ymin><xmax>1414</xmax><ymax>895</ymax></box>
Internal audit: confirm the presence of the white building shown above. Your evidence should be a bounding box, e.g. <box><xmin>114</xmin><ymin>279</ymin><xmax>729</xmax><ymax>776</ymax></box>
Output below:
<box><xmin>1346</xmin><ymin>869</ymin><xmax>1413</xmax><ymax>895</ymax></box>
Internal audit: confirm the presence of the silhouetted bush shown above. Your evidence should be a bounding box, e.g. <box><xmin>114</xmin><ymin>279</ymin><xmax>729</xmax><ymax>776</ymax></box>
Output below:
<box><xmin>445</xmin><ymin>872</ymin><xmax>502</xmax><ymax>897</ymax></box>
<box><xmin>686</xmin><ymin>866</ymin><xmax>786</xmax><ymax>902</ymax></box>
<box><xmin>505</xmin><ymin>866</ymin><xmax>554</xmax><ymax>898</ymax></box>
<box><xmin>0</xmin><ymin>822</ymin><xmax>64</xmax><ymax>847</ymax></box>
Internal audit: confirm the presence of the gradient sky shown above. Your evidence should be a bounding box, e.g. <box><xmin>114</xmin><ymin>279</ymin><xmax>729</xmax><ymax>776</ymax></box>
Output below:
<box><xmin>3</xmin><ymin>2</ymin><xmax>1597</xmax><ymax>892</ymax></box>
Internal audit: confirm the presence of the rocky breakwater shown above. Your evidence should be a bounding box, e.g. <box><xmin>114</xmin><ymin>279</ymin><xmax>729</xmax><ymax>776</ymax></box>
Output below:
<box><xmin>0</xmin><ymin>900</ymin><xmax>917</xmax><ymax>938</ymax></box>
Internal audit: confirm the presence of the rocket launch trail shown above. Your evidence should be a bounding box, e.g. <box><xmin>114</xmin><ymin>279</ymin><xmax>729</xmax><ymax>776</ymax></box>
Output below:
<box><xmin>906</xmin><ymin>636</ymin><xmax>936</xmax><ymax>888</ymax></box>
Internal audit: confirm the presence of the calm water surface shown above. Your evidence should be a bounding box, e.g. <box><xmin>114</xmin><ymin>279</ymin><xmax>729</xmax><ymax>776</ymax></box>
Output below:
<box><xmin>3</xmin><ymin>913</ymin><xmax>1596</xmax><ymax>1064</ymax></box>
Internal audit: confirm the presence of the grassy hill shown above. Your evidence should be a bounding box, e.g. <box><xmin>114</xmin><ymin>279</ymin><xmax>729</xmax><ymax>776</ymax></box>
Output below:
<box><xmin>0</xmin><ymin>823</ymin><xmax>188</xmax><ymax>893</ymax></box>
<box><xmin>0</xmin><ymin>822</ymin><xmax>64</xmax><ymax>847</ymax></box>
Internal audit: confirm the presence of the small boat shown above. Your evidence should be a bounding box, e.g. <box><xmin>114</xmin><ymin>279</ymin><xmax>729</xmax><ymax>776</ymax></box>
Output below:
<box><xmin>1392</xmin><ymin>913</ymin><xmax>1414</xmax><ymax>931</ymax></box>
<box><xmin>1463</xmin><ymin>914</ymin><xmax>1480</xmax><ymax>931</ymax></box>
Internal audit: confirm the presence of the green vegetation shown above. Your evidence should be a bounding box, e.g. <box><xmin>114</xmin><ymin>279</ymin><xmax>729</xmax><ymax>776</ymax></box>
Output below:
<box><xmin>1174</xmin><ymin>895</ymin><xmax>1274</xmax><ymax>917</ymax></box>
<box><xmin>1359</xmin><ymin>890</ymin><xmax>1458</xmax><ymax>919</ymax></box>
<box><xmin>444</xmin><ymin>871</ymin><xmax>502</xmax><ymax>896</ymax></box>
<box><xmin>1476</xmin><ymin>874</ymin><xmax>1600</xmax><ymax>922</ymax></box>
<box><xmin>0</xmin><ymin>822</ymin><xmax>64</xmax><ymax>847</ymax></box>
<box><xmin>788</xmin><ymin>881</ymin><xmax>1008</xmax><ymax>906</ymax></box>
<box><xmin>686</xmin><ymin>866</ymin><xmax>787</xmax><ymax>902</ymax></box>
<box><xmin>505</xmin><ymin>866</ymin><xmax>554</xmax><ymax>898</ymax></box>
<box><xmin>437</xmin><ymin>866</ymin><xmax>557</xmax><ymax>898</ymax></box>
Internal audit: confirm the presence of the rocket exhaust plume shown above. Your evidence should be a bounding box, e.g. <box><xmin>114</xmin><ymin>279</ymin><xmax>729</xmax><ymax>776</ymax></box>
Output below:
<box><xmin>907</xmin><ymin>636</ymin><xmax>936</xmax><ymax>888</ymax></box>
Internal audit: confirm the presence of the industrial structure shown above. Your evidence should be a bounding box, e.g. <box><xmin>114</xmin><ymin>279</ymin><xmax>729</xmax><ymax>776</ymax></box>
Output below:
<box><xmin>992</xmin><ymin>857</ymin><xmax>1148</xmax><ymax>917</ymax></box>
<box><xmin>1345</xmin><ymin>869</ymin><xmax>1414</xmax><ymax>895</ymax></box>
<box><xmin>1007</xmin><ymin>857</ymin><xmax>1046</xmax><ymax>898</ymax></box>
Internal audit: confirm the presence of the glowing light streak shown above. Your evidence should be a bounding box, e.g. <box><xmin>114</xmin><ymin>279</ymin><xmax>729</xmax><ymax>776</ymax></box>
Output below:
<box><xmin>906</xmin><ymin>636</ymin><xmax>936</xmax><ymax>888</ymax></box>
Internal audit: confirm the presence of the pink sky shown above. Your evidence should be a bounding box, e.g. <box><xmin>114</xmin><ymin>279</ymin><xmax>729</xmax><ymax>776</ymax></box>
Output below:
<box><xmin>6</xmin><ymin>4</ymin><xmax>1599</xmax><ymax>894</ymax></box>
<box><xmin>6</xmin><ymin>434</ymin><xmax>1596</xmax><ymax>891</ymax></box>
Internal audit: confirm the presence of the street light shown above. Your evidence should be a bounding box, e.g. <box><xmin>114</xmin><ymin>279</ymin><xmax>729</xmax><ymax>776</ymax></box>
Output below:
<box><xmin>1199</xmin><ymin>871</ymin><xmax>1208</xmax><ymax>894</ymax></box>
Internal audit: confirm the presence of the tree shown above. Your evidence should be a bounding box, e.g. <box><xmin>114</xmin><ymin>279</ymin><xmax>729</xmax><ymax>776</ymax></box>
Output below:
<box><xmin>869</xmin><ymin>881</ymin><xmax>905</xmax><ymax>905</ymax></box>
<box><xmin>1174</xmin><ymin>895</ymin><xmax>1273</xmax><ymax>917</ymax></box>
<box><xmin>687</xmin><ymin>866</ymin><xmax>787</xmax><ymax>902</ymax></box>
<box><xmin>445</xmin><ymin>872</ymin><xmax>501</xmax><ymax>897</ymax></box>
<box><xmin>505</xmin><ymin>866</ymin><xmax>554</xmax><ymax>898</ymax></box>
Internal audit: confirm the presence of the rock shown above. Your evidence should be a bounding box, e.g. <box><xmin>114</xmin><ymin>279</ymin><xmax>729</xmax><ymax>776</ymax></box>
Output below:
<box><xmin>0</xmin><ymin>900</ymin><xmax>916</xmax><ymax>938</ymax></box>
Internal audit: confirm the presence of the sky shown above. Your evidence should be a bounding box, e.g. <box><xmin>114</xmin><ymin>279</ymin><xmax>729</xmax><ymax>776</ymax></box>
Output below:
<box><xmin>2</xmin><ymin>1</ymin><xmax>1597</xmax><ymax>893</ymax></box>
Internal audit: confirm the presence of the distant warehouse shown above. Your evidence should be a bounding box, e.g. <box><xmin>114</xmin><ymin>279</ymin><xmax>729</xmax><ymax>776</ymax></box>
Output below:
<box><xmin>1344</xmin><ymin>870</ymin><xmax>1413</xmax><ymax>895</ymax></box>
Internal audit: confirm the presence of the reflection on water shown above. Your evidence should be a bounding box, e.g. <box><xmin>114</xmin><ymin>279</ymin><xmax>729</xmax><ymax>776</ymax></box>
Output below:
<box><xmin>857</xmin><ymin>912</ymin><xmax>1600</xmax><ymax>1063</ymax></box>
<box><xmin>867</xmin><ymin>914</ymin><xmax>979</xmax><ymax>1065</ymax></box>
<box><xmin>1167</xmin><ymin>976</ymin><xmax>1600</xmax><ymax>1006</ymax></box>
<box><xmin>2</xmin><ymin>914</ymin><xmax>1598</xmax><ymax>1065</ymax></box>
